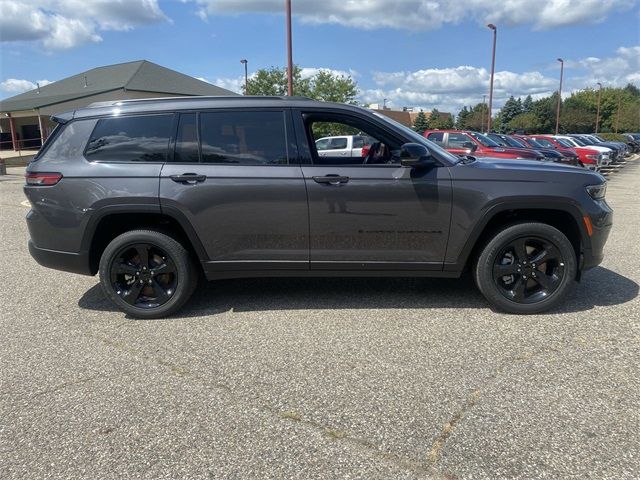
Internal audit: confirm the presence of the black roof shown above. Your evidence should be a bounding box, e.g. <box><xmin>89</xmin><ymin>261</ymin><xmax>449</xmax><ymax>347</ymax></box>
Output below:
<box><xmin>53</xmin><ymin>96</ymin><xmax>370</xmax><ymax>122</ymax></box>
<box><xmin>0</xmin><ymin>60</ymin><xmax>238</xmax><ymax>113</ymax></box>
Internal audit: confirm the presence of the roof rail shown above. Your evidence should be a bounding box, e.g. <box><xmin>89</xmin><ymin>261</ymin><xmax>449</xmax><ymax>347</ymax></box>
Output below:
<box><xmin>87</xmin><ymin>95</ymin><xmax>314</xmax><ymax>108</ymax></box>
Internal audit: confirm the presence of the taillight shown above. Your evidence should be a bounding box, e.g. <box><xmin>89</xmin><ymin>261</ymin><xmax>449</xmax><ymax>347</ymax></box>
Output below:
<box><xmin>25</xmin><ymin>172</ymin><xmax>63</xmax><ymax>186</ymax></box>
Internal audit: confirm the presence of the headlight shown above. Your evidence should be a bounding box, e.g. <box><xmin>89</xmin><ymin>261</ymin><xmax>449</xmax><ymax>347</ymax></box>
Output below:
<box><xmin>586</xmin><ymin>183</ymin><xmax>606</xmax><ymax>200</ymax></box>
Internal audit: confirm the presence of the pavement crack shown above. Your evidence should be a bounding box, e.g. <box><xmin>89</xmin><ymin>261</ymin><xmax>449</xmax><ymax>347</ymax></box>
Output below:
<box><xmin>427</xmin><ymin>389</ymin><xmax>481</xmax><ymax>466</ymax></box>
<box><xmin>31</xmin><ymin>373</ymin><xmax>105</xmax><ymax>398</ymax></box>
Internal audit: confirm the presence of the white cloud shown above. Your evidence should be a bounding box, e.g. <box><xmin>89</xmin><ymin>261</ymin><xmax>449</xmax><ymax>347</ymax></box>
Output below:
<box><xmin>0</xmin><ymin>78</ymin><xmax>52</xmax><ymax>93</ymax></box>
<box><xmin>566</xmin><ymin>45</ymin><xmax>640</xmax><ymax>87</ymax></box>
<box><xmin>362</xmin><ymin>66</ymin><xmax>559</xmax><ymax>113</ymax></box>
<box><xmin>361</xmin><ymin>45</ymin><xmax>639</xmax><ymax>113</ymax></box>
<box><xmin>0</xmin><ymin>0</ymin><xmax>167</xmax><ymax>50</ymax></box>
<box><xmin>185</xmin><ymin>0</ymin><xmax>637</xmax><ymax>30</ymax></box>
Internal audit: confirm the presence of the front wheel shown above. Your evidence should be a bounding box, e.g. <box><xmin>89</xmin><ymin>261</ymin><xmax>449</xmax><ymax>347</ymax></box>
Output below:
<box><xmin>99</xmin><ymin>230</ymin><xmax>198</xmax><ymax>318</ymax></box>
<box><xmin>474</xmin><ymin>222</ymin><xmax>577</xmax><ymax>314</ymax></box>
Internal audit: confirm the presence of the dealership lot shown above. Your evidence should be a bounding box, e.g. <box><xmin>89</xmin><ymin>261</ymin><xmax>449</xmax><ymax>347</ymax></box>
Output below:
<box><xmin>1</xmin><ymin>161</ymin><xmax>639</xmax><ymax>479</ymax></box>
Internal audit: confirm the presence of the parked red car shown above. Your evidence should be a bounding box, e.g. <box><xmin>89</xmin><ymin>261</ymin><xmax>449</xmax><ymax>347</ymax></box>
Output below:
<box><xmin>528</xmin><ymin>135</ymin><xmax>601</xmax><ymax>171</ymax></box>
<box><xmin>423</xmin><ymin>130</ymin><xmax>544</xmax><ymax>160</ymax></box>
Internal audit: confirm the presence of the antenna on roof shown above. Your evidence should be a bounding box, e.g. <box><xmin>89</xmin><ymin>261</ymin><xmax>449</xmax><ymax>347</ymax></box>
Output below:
<box><xmin>84</xmin><ymin>75</ymin><xmax>88</xmax><ymax>88</ymax></box>
<box><xmin>36</xmin><ymin>82</ymin><xmax>41</xmax><ymax>94</ymax></box>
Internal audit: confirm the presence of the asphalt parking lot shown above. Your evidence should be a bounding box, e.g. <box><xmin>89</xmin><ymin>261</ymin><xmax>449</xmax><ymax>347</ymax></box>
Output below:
<box><xmin>1</xmin><ymin>160</ymin><xmax>639</xmax><ymax>479</ymax></box>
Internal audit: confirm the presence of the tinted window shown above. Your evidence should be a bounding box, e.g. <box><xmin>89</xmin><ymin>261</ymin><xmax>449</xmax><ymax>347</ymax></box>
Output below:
<box><xmin>200</xmin><ymin>111</ymin><xmax>288</xmax><ymax>165</ymax></box>
<box><xmin>330</xmin><ymin>137</ymin><xmax>348</xmax><ymax>149</ymax></box>
<box><xmin>532</xmin><ymin>138</ymin><xmax>554</xmax><ymax>148</ymax></box>
<box><xmin>37</xmin><ymin>119</ymin><xmax>97</xmax><ymax>163</ymax></box>
<box><xmin>352</xmin><ymin>136</ymin><xmax>365</xmax><ymax>148</ymax></box>
<box><xmin>448</xmin><ymin>132</ymin><xmax>471</xmax><ymax>148</ymax></box>
<box><xmin>469</xmin><ymin>132</ymin><xmax>500</xmax><ymax>147</ymax></box>
<box><xmin>316</xmin><ymin>138</ymin><xmax>330</xmax><ymax>150</ymax></box>
<box><xmin>85</xmin><ymin>115</ymin><xmax>173</xmax><ymax>162</ymax></box>
<box><xmin>427</xmin><ymin>132</ymin><xmax>444</xmax><ymax>145</ymax></box>
<box><xmin>173</xmin><ymin>113</ymin><xmax>199</xmax><ymax>163</ymax></box>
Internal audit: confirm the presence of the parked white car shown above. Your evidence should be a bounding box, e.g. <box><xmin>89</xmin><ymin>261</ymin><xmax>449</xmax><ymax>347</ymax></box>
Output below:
<box><xmin>554</xmin><ymin>135</ymin><xmax>613</xmax><ymax>166</ymax></box>
<box><xmin>315</xmin><ymin>135</ymin><xmax>374</xmax><ymax>158</ymax></box>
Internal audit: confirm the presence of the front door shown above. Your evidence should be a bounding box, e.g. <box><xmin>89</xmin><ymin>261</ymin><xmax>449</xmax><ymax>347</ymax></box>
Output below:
<box><xmin>159</xmin><ymin>109</ymin><xmax>309</xmax><ymax>273</ymax></box>
<box><xmin>295</xmin><ymin>110</ymin><xmax>452</xmax><ymax>271</ymax></box>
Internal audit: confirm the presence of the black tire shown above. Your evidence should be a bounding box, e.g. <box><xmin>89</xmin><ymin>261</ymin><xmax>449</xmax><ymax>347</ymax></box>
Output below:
<box><xmin>99</xmin><ymin>230</ymin><xmax>198</xmax><ymax>318</ymax></box>
<box><xmin>474</xmin><ymin>222</ymin><xmax>577</xmax><ymax>314</ymax></box>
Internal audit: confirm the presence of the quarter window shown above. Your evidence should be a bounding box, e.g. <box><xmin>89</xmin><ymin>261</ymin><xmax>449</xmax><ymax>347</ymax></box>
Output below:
<box><xmin>200</xmin><ymin>111</ymin><xmax>288</xmax><ymax>165</ymax></box>
<box><xmin>85</xmin><ymin>115</ymin><xmax>173</xmax><ymax>162</ymax></box>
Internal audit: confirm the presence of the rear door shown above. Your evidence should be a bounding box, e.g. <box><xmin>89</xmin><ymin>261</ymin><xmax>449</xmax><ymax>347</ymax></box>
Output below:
<box><xmin>159</xmin><ymin>109</ymin><xmax>309</xmax><ymax>273</ymax></box>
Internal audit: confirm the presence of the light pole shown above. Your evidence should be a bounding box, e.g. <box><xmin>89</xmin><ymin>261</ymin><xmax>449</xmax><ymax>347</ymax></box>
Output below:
<box><xmin>285</xmin><ymin>0</ymin><xmax>293</xmax><ymax>96</ymax></box>
<box><xmin>383</xmin><ymin>98</ymin><xmax>388</xmax><ymax>109</ymax></box>
<box><xmin>487</xmin><ymin>23</ymin><xmax>497</xmax><ymax>133</ymax></box>
<box><xmin>595</xmin><ymin>82</ymin><xmax>602</xmax><ymax>133</ymax></box>
<box><xmin>240</xmin><ymin>59</ymin><xmax>248</xmax><ymax>95</ymax></box>
<box><xmin>481</xmin><ymin>94</ymin><xmax>486</xmax><ymax>132</ymax></box>
<box><xmin>555</xmin><ymin>58</ymin><xmax>564</xmax><ymax>135</ymax></box>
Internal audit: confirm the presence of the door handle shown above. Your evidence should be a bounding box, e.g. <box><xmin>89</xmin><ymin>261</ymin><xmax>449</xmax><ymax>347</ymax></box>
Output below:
<box><xmin>170</xmin><ymin>173</ymin><xmax>206</xmax><ymax>184</ymax></box>
<box><xmin>312</xmin><ymin>175</ymin><xmax>349</xmax><ymax>185</ymax></box>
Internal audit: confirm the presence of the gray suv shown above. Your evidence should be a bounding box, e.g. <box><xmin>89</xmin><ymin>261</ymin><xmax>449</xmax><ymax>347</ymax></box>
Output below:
<box><xmin>25</xmin><ymin>96</ymin><xmax>612</xmax><ymax>318</ymax></box>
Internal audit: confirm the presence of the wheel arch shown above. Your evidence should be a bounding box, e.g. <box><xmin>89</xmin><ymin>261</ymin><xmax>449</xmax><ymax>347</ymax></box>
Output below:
<box><xmin>451</xmin><ymin>202</ymin><xmax>588</xmax><ymax>277</ymax></box>
<box><xmin>83</xmin><ymin>206</ymin><xmax>208</xmax><ymax>275</ymax></box>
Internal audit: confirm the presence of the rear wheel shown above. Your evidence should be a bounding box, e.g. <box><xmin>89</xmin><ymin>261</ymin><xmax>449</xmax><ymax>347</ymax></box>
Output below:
<box><xmin>99</xmin><ymin>230</ymin><xmax>197</xmax><ymax>318</ymax></box>
<box><xmin>474</xmin><ymin>222</ymin><xmax>577</xmax><ymax>314</ymax></box>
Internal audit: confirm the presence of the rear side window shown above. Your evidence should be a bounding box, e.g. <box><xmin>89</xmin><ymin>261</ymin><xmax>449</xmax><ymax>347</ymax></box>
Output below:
<box><xmin>448</xmin><ymin>132</ymin><xmax>470</xmax><ymax>148</ymax></box>
<box><xmin>85</xmin><ymin>114</ymin><xmax>173</xmax><ymax>162</ymax></box>
<box><xmin>200</xmin><ymin>111</ymin><xmax>288</xmax><ymax>165</ymax></box>
<box><xmin>330</xmin><ymin>137</ymin><xmax>348</xmax><ymax>149</ymax></box>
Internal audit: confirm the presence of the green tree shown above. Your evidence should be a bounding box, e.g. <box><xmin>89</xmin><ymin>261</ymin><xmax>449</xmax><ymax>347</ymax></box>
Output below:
<box><xmin>531</xmin><ymin>93</ymin><xmax>558</xmax><ymax>133</ymax></box>
<box><xmin>246</xmin><ymin>65</ymin><xmax>357</xmax><ymax>104</ymax></box>
<box><xmin>455</xmin><ymin>106</ymin><xmax>471</xmax><ymax>129</ymax></box>
<box><xmin>522</xmin><ymin>95</ymin><xmax>534</xmax><ymax>114</ymax></box>
<box><xmin>508</xmin><ymin>112</ymin><xmax>539</xmax><ymax>133</ymax></box>
<box><xmin>426</xmin><ymin>109</ymin><xmax>454</xmax><ymax>129</ymax></box>
<box><xmin>465</xmin><ymin>103</ymin><xmax>489</xmax><ymax>131</ymax></box>
<box><xmin>497</xmin><ymin>96</ymin><xmax>524</xmax><ymax>130</ymax></box>
<box><xmin>412</xmin><ymin>111</ymin><xmax>429</xmax><ymax>132</ymax></box>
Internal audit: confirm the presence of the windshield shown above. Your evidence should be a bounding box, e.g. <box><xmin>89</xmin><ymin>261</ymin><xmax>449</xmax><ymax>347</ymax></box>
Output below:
<box><xmin>576</xmin><ymin>136</ymin><xmax>594</xmax><ymax>145</ymax></box>
<box><xmin>504</xmin><ymin>136</ymin><xmax>527</xmax><ymax>148</ymax></box>
<box><xmin>469</xmin><ymin>132</ymin><xmax>501</xmax><ymax>147</ymax></box>
<box><xmin>572</xmin><ymin>137</ymin><xmax>588</xmax><ymax>146</ymax></box>
<box><xmin>531</xmin><ymin>137</ymin><xmax>554</xmax><ymax>148</ymax></box>
<box><xmin>486</xmin><ymin>133</ymin><xmax>508</xmax><ymax>146</ymax></box>
<box><xmin>525</xmin><ymin>138</ymin><xmax>544</xmax><ymax>148</ymax></box>
<box><xmin>371</xmin><ymin>112</ymin><xmax>461</xmax><ymax>164</ymax></box>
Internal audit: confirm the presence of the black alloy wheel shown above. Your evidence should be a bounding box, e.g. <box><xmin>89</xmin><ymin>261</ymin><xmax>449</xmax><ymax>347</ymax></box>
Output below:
<box><xmin>110</xmin><ymin>243</ymin><xmax>178</xmax><ymax>309</ymax></box>
<box><xmin>99</xmin><ymin>230</ymin><xmax>197</xmax><ymax>318</ymax></box>
<box><xmin>474</xmin><ymin>222</ymin><xmax>577</xmax><ymax>314</ymax></box>
<box><xmin>492</xmin><ymin>236</ymin><xmax>565</xmax><ymax>304</ymax></box>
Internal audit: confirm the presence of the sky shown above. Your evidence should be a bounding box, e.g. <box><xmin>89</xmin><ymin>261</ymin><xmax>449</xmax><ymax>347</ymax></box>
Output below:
<box><xmin>0</xmin><ymin>0</ymin><xmax>639</xmax><ymax>114</ymax></box>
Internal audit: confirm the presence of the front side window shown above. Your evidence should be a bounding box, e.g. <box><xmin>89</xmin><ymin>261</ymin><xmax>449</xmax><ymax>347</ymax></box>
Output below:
<box><xmin>306</xmin><ymin>114</ymin><xmax>402</xmax><ymax>165</ymax></box>
<box><xmin>85</xmin><ymin>115</ymin><xmax>173</xmax><ymax>162</ymax></box>
<box><xmin>200</xmin><ymin>111</ymin><xmax>288</xmax><ymax>165</ymax></box>
<box><xmin>427</xmin><ymin>132</ymin><xmax>444</xmax><ymax>145</ymax></box>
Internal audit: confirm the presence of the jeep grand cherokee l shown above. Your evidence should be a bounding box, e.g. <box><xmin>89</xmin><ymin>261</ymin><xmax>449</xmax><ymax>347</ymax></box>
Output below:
<box><xmin>25</xmin><ymin>96</ymin><xmax>612</xmax><ymax>318</ymax></box>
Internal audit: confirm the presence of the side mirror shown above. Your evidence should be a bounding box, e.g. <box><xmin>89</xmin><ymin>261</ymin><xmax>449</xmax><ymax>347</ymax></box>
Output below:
<box><xmin>400</xmin><ymin>143</ymin><xmax>435</xmax><ymax>168</ymax></box>
<box><xmin>462</xmin><ymin>141</ymin><xmax>477</xmax><ymax>152</ymax></box>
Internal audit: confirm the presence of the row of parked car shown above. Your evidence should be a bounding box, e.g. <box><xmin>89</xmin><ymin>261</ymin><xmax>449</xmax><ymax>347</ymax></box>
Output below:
<box><xmin>315</xmin><ymin>130</ymin><xmax>639</xmax><ymax>172</ymax></box>
<box><xmin>422</xmin><ymin>130</ymin><xmax>638</xmax><ymax>172</ymax></box>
